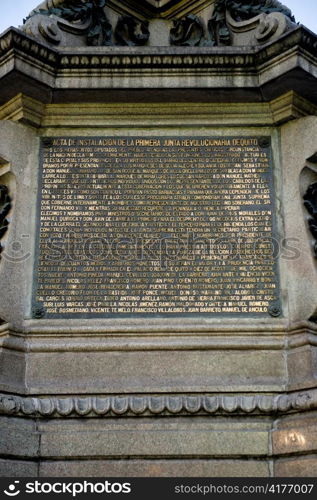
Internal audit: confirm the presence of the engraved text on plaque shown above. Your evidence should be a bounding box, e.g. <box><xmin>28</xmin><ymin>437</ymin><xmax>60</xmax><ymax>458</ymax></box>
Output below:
<box><xmin>33</xmin><ymin>137</ymin><xmax>280</xmax><ymax>317</ymax></box>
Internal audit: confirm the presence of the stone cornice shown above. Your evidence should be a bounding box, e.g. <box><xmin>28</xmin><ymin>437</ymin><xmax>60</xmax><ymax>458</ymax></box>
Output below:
<box><xmin>2</xmin><ymin>29</ymin><xmax>257</xmax><ymax>69</ymax></box>
<box><xmin>1</xmin><ymin>90</ymin><xmax>315</xmax><ymax>128</ymax></box>
<box><xmin>0</xmin><ymin>27</ymin><xmax>316</xmax><ymax>105</ymax></box>
<box><xmin>0</xmin><ymin>94</ymin><xmax>45</xmax><ymax>127</ymax></box>
<box><xmin>2</xmin><ymin>321</ymin><xmax>317</xmax><ymax>354</ymax></box>
<box><xmin>1</xmin><ymin>25</ymin><xmax>315</xmax><ymax>69</ymax></box>
<box><xmin>0</xmin><ymin>389</ymin><xmax>317</xmax><ymax>418</ymax></box>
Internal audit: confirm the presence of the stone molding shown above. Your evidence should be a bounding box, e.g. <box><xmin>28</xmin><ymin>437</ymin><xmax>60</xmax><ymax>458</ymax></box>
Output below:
<box><xmin>2</xmin><ymin>320</ymin><xmax>317</xmax><ymax>352</ymax></box>
<box><xmin>0</xmin><ymin>389</ymin><xmax>317</xmax><ymax>418</ymax></box>
<box><xmin>269</xmin><ymin>92</ymin><xmax>317</xmax><ymax>125</ymax></box>
<box><xmin>0</xmin><ymin>94</ymin><xmax>45</xmax><ymax>128</ymax></box>
<box><xmin>1</xmin><ymin>90</ymin><xmax>315</xmax><ymax>129</ymax></box>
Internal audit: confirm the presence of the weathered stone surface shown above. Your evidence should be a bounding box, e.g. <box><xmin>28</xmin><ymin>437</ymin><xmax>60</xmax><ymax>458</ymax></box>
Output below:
<box><xmin>287</xmin><ymin>345</ymin><xmax>317</xmax><ymax>391</ymax></box>
<box><xmin>38</xmin><ymin>418</ymin><xmax>271</xmax><ymax>458</ymax></box>
<box><xmin>17</xmin><ymin>348</ymin><xmax>286</xmax><ymax>394</ymax></box>
<box><xmin>0</xmin><ymin>27</ymin><xmax>316</xmax><ymax>106</ymax></box>
<box><xmin>280</xmin><ymin>117</ymin><xmax>317</xmax><ymax>326</ymax></box>
<box><xmin>273</xmin><ymin>412</ymin><xmax>317</xmax><ymax>456</ymax></box>
<box><xmin>0</xmin><ymin>417</ymin><xmax>39</xmax><ymax>458</ymax></box>
<box><xmin>275</xmin><ymin>456</ymin><xmax>317</xmax><ymax>477</ymax></box>
<box><xmin>0</xmin><ymin>122</ymin><xmax>38</xmax><ymax>331</ymax></box>
<box><xmin>39</xmin><ymin>459</ymin><xmax>271</xmax><ymax>477</ymax></box>
<box><xmin>0</xmin><ymin>459</ymin><xmax>38</xmax><ymax>477</ymax></box>
<box><xmin>0</xmin><ymin>350</ymin><xmax>26</xmax><ymax>393</ymax></box>
<box><xmin>0</xmin><ymin>0</ymin><xmax>317</xmax><ymax>479</ymax></box>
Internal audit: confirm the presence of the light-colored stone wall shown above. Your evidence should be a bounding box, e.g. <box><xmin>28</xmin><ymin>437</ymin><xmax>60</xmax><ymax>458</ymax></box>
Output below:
<box><xmin>0</xmin><ymin>99</ymin><xmax>317</xmax><ymax>476</ymax></box>
<box><xmin>0</xmin><ymin>122</ymin><xmax>39</xmax><ymax>329</ymax></box>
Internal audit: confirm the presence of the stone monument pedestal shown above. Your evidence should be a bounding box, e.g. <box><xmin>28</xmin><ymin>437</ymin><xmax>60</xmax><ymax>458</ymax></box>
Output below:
<box><xmin>0</xmin><ymin>0</ymin><xmax>317</xmax><ymax>477</ymax></box>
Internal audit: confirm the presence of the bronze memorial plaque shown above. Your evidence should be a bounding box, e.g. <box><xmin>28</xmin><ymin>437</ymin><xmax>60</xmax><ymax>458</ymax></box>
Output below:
<box><xmin>33</xmin><ymin>136</ymin><xmax>280</xmax><ymax>318</ymax></box>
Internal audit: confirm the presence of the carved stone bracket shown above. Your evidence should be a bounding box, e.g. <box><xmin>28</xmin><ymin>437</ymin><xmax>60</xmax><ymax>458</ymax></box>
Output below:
<box><xmin>0</xmin><ymin>390</ymin><xmax>316</xmax><ymax>418</ymax></box>
<box><xmin>0</xmin><ymin>185</ymin><xmax>11</xmax><ymax>258</ymax></box>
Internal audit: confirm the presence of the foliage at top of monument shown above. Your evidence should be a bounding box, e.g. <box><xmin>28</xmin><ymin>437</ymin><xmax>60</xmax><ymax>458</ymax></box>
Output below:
<box><xmin>23</xmin><ymin>0</ymin><xmax>297</xmax><ymax>47</ymax></box>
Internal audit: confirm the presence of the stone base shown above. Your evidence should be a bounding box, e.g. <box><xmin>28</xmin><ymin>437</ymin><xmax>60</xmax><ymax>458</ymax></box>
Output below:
<box><xmin>1</xmin><ymin>411</ymin><xmax>317</xmax><ymax>477</ymax></box>
<box><xmin>0</xmin><ymin>459</ymin><xmax>270</xmax><ymax>478</ymax></box>
<box><xmin>1</xmin><ymin>321</ymin><xmax>317</xmax><ymax>477</ymax></box>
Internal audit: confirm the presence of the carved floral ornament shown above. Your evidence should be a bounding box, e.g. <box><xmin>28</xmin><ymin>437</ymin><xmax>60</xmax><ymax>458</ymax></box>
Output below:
<box><xmin>22</xmin><ymin>0</ymin><xmax>296</xmax><ymax>47</ymax></box>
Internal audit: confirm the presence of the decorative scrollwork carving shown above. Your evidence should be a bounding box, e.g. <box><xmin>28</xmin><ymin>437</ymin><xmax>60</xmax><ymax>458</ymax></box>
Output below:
<box><xmin>114</xmin><ymin>16</ymin><xmax>150</xmax><ymax>46</ymax></box>
<box><xmin>25</xmin><ymin>0</ymin><xmax>112</xmax><ymax>46</ymax></box>
<box><xmin>0</xmin><ymin>185</ymin><xmax>11</xmax><ymax>257</ymax></box>
<box><xmin>209</xmin><ymin>0</ymin><xmax>295</xmax><ymax>46</ymax></box>
<box><xmin>170</xmin><ymin>14</ymin><xmax>205</xmax><ymax>47</ymax></box>
<box><xmin>303</xmin><ymin>182</ymin><xmax>317</xmax><ymax>258</ymax></box>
